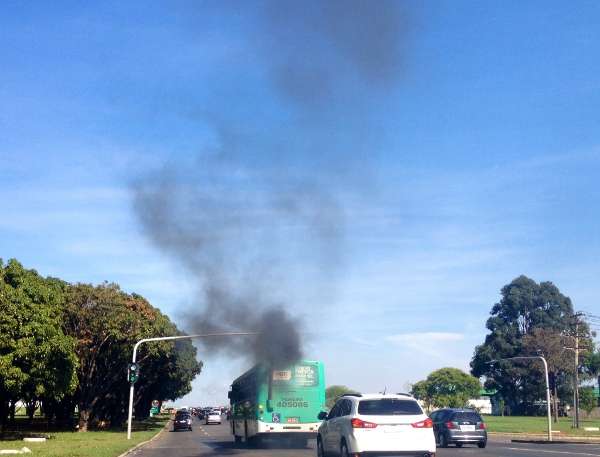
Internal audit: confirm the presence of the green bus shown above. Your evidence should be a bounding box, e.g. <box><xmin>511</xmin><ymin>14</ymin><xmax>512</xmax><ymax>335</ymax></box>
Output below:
<box><xmin>229</xmin><ymin>360</ymin><xmax>326</xmax><ymax>445</ymax></box>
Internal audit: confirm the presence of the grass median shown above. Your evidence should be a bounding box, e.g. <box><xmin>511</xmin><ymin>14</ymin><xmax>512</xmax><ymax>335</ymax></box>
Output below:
<box><xmin>0</xmin><ymin>415</ymin><xmax>170</xmax><ymax>457</ymax></box>
<box><xmin>484</xmin><ymin>415</ymin><xmax>600</xmax><ymax>436</ymax></box>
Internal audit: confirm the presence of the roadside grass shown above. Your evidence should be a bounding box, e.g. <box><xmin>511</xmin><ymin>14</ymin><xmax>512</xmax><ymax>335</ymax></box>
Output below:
<box><xmin>0</xmin><ymin>415</ymin><xmax>170</xmax><ymax>457</ymax></box>
<box><xmin>484</xmin><ymin>415</ymin><xmax>600</xmax><ymax>436</ymax></box>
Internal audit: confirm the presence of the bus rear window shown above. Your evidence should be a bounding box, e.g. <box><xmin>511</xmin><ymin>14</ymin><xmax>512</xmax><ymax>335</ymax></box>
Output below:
<box><xmin>358</xmin><ymin>399</ymin><xmax>423</xmax><ymax>415</ymax></box>
<box><xmin>272</xmin><ymin>365</ymin><xmax>318</xmax><ymax>387</ymax></box>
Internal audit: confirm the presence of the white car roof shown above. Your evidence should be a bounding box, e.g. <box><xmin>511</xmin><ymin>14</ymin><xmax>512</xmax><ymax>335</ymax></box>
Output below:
<box><xmin>344</xmin><ymin>393</ymin><xmax>416</xmax><ymax>401</ymax></box>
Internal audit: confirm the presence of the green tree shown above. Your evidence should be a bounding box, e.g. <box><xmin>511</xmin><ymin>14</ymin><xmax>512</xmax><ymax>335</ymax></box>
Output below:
<box><xmin>582</xmin><ymin>346</ymin><xmax>600</xmax><ymax>383</ymax></box>
<box><xmin>522</xmin><ymin>328</ymin><xmax>573</xmax><ymax>422</ymax></box>
<box><xmin>411</xmin><ymin>380</ymin><xmax>433</xmax><ymax>412</ymax></box>
<box><xmin>470</xmin><ymin>276</ymin><xmax>586</xmax><ymax>414</ymax></box>
<box><xmin>579</xmin><ymin>387</ymin><xmax>596</xmax><ymax>415</ymax></box>
<box><xmin>411</xmin><ymin>368</ymin><xmax>480</xmax><ymax>410</ymax></box>
<box><xmin>0</xmin><ymin>259</ymin><xmax>78</xmax><ymax>428</ymax></box>
<box><xmin>326</xmin><ymin>385</ymin><xmax>358</xmax><ymax>409</ymax></box>
<box><xmin>63</xmin><ymin>283</ymin><xmax>202</xmax><ymax>430</ymax></box>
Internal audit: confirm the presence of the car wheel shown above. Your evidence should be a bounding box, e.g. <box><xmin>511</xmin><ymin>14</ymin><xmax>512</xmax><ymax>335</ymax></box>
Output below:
<box><xmin>478</xmin><ymin>440</ymin><xmax>487</xmax><ymax>448</ymax></box>
<box><xmin>317</xmin><ymin>436</ymin><xmax>326</xmax><ymax>457</ymax></box>
<box><xmin>439</xmin><ymin>433</ymin><xmax>448</xmax><ymax>448</ymax></box>
<box><xmin>340</xmin><ymin>441</ymin><xmax>350</xmax><ymax>457</ymax></box>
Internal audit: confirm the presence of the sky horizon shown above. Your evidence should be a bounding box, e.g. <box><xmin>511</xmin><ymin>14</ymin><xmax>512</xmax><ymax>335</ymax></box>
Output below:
<box><xmin>2</xmin><ymin>1</ymin><xmax>600</xmax><ymax>406</ymax></box>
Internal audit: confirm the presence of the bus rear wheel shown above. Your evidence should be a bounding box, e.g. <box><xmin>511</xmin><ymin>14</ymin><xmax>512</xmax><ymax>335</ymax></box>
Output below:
<box><xmin>247</xmin><ymin>435</ymin><xmax>262</xmax><ymax>447</ymax></box>
<box><xmin>290</xmin><ymin>437</ymin><xmax>307</xmax><ymax>448</ymax></box>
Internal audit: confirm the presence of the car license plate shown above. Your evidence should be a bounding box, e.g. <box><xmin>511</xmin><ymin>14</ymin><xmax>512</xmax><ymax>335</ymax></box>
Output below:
<box><xmin>286</xmin><ymin>417</ymin><xmax>299</xmax><ymax>424</ymax></box>
<box><xmin>383</xmin><ymin>425</ymin><xmax>409</xmax><ymax>433</ymax></box>
<box><xmin>460</xmin><ymin>425</ymin><xmax>475</xmax><ymax>431</ymax></box>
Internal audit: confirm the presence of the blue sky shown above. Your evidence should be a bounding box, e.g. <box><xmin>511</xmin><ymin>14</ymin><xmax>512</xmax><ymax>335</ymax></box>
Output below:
<box><xmin>2</xmin><ymin>1</ymin><xmax>600</xmax><ymax>406</ymax></box>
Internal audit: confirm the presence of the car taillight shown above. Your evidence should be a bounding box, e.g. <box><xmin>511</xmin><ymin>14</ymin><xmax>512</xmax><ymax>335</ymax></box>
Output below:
<box><xmin>412</xmin><ymin>418</ymin><xmax>433</xmax><ymax>429</ymax></box>
<box><xmin>351</xmin><ymin>418</ymin><xmax>378</xmax><ymax>428</ymax></box>
<box><xmin>478</xmin><ymin>422</ymin><xmax>486</xmax><ymax>430</ymax></box>
<box><xmin>445</xmin><ymin>421</ymin><xmax>456</xmax><ymax>429</ymax></box>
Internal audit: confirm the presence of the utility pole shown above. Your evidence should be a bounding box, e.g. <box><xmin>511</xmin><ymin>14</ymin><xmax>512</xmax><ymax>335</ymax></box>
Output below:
<box><xmin>574</xmin><ymin>319</ymin><xmax>580</xmax><ymax>429</ymax></box>
<box><xmin>565</xmin><ymin>313</ymin><xmax>585</xmax><ymax>428</ymax></box>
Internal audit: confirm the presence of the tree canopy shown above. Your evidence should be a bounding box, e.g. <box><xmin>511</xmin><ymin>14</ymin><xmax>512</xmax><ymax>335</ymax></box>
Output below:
<box><xmin>411</xmin><ymin>368</ymin><xmax>480</xmax><ymax>411</ymax></box>
<box><xmin>470</xmin><ymin>275</ymin><xmax>590</xmax><ymax>414</ymax></box>
<box><xmin>0</xmin><ymin>260</ymin><xmax>77</xmax><ymax>424</ymax></box>
<box><xmin>0</xmin><ymin>258</ymin><xmax>202</xmax><ymax>431</ymax></box>
<box><xmin>325</xmin><ymin>385</ymin><xmax>358</xmax><ymax>409</ymax></box>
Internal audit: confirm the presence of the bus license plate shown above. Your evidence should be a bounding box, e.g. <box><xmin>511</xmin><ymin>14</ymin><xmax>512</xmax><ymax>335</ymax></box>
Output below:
<box><xmin>286</xmin><ymin>417</ymin><xmax>299</xmax><ymax>424</ymax></box>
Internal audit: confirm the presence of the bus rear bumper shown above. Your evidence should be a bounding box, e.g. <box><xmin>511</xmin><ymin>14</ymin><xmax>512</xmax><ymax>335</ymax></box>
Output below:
<box><xmin>258</xmin><ymin>421</ymin><xmax>320</xmax><ymax>436</ymax></box>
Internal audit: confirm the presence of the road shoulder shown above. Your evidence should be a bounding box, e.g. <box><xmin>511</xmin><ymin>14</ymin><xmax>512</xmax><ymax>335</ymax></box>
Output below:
<box><xmin>118</xmin><ymin>419</ymin><xmax>171</xmax><ymax>457</ymax></box>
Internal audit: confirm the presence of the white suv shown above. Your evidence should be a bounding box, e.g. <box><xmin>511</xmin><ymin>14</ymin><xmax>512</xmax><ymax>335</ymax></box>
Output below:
<box><xmin>206</xmin><ymin>410</ymin><xmax>222</xmax><ymax>425</ymax></box>
<box><xmin>317</xmin><ymin>393</ymin><xmax>436</xmax><ymax>457</ymax></box>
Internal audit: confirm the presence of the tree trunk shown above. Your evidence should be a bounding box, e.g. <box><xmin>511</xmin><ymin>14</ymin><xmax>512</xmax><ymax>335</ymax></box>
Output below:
<box><xmin>26</xmin><ymin>400</ymin><xmax>37</xmax><ymax>424</ymax></box>
<box><xmin>78</xmin><ymin>408</ymin><xmax>91</xmax><ymax>432</ymax></box>
<box><xmin>9</xmin><ymin>401</ymin><xmax>16</xmax><ymax>423</ymax></box>
<box><xmin>0</xmin><ymin>401</ymin><xmax>8</xmax><ymax>432</ymax></box>
<box><xmin>56</xmin><ymin>396</ymin><xmax>75</xmax><ymax>429</ymax></box>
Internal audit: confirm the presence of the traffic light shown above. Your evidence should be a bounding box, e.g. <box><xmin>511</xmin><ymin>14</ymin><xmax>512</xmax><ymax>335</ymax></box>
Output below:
<box><xmin>128</xmin><ymin>363</ymin><xmax>139</xmax><ymax>384</ymax></box>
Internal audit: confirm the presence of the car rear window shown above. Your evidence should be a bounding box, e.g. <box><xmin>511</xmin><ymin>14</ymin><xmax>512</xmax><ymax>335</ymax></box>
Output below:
<box><xmin>451</xmin><ymin>412</ymin><xmax>482</xmax><ymax>422</ymax></box>
<box><xmin>358</xmin><ymin>399</ymin><xmax>423</xmax><ymax>415</ymax></box>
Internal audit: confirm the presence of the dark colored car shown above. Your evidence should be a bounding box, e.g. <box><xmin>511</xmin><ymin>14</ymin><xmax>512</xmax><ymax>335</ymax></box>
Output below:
<box><xmin>173</xmin><ymin>412</ymin><xmax>193</xmax><ymax>431</ymax></box>
<box><xmin>430</xmin><ymin>409</ymin><xmax>487</xmax><ymax>448</ymax></box>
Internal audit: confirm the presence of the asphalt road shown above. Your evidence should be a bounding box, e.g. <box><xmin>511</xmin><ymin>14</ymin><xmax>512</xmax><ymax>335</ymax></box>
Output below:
<box><xmin>133</xmin><ymin>416</ymin><xmax>600</xmax><ymax>457</ymax></box>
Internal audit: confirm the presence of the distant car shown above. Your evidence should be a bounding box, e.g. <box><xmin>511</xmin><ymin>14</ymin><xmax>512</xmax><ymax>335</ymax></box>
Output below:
<box><xmin>317</xmin><ymin>393</ymin><xmax>436</xmax><ymax>457</ymax></box>
<box><xmin>206</xmin><ymin>410</ymin><xmax>222</xmax><ymax>425</ymax></box>
<box><xmin>430</xmin><ymin>408</ymin><xmax>487</xmax><ymax>448</ymax></box>
<box><xmin>173</xmin><ymin>412</ymin><xmax>193</xmax><ymax>431</ymax></box>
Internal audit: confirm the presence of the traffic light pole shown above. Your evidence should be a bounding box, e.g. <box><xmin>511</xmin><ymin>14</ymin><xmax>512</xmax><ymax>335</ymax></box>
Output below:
<box><xmin>126</xmin><ymin>332</ymin><xmax>258</xmax><ymax>440</ymax></box>
<box><xmin>487</xmin><ymin>356</ymin><xmax>552</xmax><ymax>442</ymax></box>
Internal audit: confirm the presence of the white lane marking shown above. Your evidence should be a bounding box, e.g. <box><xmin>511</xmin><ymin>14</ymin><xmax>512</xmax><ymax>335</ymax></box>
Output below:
<box><xmin>505</xmin><ymin>446</ymin><xmax>600</xmax><ymax>456</ymax></box>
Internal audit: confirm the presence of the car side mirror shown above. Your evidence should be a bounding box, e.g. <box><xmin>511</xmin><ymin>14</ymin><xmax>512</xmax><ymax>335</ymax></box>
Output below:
<box><xmin>318</xmin><ymin>411</ymin><xmax>328</xmax><ymax>421</ymax></box>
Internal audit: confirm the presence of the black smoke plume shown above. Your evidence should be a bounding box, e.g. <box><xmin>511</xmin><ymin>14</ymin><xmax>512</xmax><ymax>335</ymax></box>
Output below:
<box><xmin>133</xmin><ymin>0</ymin><xmax>410</xmax><ymax>368</ymax></box>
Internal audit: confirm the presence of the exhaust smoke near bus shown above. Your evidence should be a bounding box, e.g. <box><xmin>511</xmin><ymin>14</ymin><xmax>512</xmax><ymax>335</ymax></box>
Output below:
<box><xmin>133</xmin><ymin>156</ymin><xmax>341</xmax><ymax>368</ymax></box>
<box><xmin>132</xmin><ymin>0</ymin><xmax>409</xmax><ymax>368</ymax></box>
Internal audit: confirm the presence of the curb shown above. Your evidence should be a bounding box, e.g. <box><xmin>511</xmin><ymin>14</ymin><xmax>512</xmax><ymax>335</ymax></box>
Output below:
<box><xmin>511</xmin><ymin>438</ymin><xmax>600</xmax><ymax>445</ymax></box>
<box><xmin>488</xmin><ymin>432</ymin><xmax>600</xmax><ymax>444</ymax></box>
<box><xmin>117</xmin><ymin>419</ymin><xmax>171</xmax><ymax>457</ymax></box>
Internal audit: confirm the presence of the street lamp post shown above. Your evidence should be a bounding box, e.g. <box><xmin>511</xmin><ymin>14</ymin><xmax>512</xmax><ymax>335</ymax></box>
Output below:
<box><xmin>488</xmin><ymin>356</ymin><xmax>552</xmax><ymax>442</ymax></box>
<box><xmin>126</xmin><ymin>332</ymin><xmax>258</xmax><ymax>440</ymax></box>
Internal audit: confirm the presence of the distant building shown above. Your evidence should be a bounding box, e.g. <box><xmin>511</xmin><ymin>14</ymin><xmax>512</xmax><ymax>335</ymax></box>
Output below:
<box><xmin>467</xmin><ymin>389</ymin><xmax>496</xmax><ymax>415</ymax></box>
